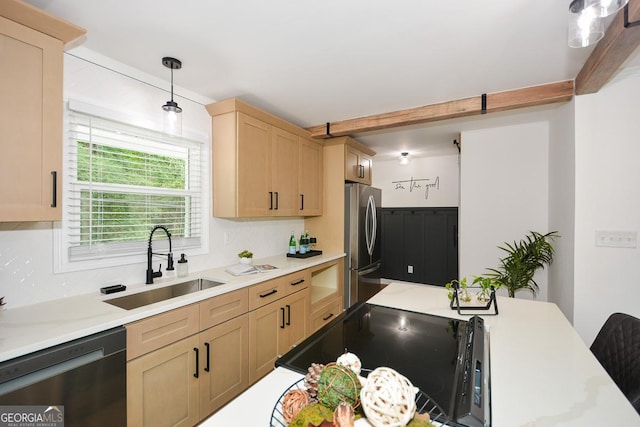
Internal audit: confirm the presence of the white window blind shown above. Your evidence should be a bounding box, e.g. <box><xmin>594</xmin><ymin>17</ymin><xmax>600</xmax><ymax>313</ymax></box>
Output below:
<box><xmin>65</xmin><ymin>109</ymin><xmax>203</xmax><ymax>262</ymax></box>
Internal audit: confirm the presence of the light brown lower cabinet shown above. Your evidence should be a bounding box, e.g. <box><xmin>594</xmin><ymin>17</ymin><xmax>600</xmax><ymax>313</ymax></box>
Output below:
<box><xmin>248</xmin><ymin>288</ymin><xmax>309</xmax><ymax>384</ymax></box>
<box><xmin>126</xmin><ymin>260</ymin><xmax>342</xmax><ymax>424</ymax></box>
<box><xmin>126</xmin><ymin>289</ymin><xmax>249</xmax><ymax>426</ymax></box>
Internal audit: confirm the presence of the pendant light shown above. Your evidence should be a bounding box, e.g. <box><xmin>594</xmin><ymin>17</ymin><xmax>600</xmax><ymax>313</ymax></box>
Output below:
<box><xmin>568</xmin><ymin>0</ymin><xmax>605</xmax><ymax>48</ymax></box>
<box><xmin>161</xmin><ymin>57</ymin><xmax>182</xmax><ymax>136</ymax></box>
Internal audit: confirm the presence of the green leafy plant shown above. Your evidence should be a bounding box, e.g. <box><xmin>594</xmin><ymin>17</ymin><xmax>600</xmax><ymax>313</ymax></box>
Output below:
<box><xmin>484</xmin><ymin>231</ymin><xmax>559</xmax><ymax>298</ymax></box>
<box><xmin>446</xmin><ymin>276</ymin><xmax>501</xmax><ymax>303</ymax></box>
<box><xmin>237</xmin><ymin>249</ymin><xmax>253</xmax><ymax>259</ymax></box>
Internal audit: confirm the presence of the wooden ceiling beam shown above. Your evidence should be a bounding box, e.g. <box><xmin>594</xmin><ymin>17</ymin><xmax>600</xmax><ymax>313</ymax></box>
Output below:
<box><xmin>575</xmin><ymin>1</ymin><xmax>640</xmax><ymax>95</ymax></box>
<box><xmin>306</xmin><ymin>80</ymin><xmax>574</xmax><ymax>139</ymax></box>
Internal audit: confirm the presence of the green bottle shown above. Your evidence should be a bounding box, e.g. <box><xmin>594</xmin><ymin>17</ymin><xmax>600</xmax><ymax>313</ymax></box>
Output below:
<box><xmin>289</xmin><ymin>232</ymin><xmax>297</xmax><ymax>255</ymax></box>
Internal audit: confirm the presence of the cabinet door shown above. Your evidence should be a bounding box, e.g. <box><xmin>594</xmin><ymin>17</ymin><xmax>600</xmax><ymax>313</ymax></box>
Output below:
<box><xmin>280</xmin><ymin>288</ymin><xmax>310</xmax><ymax>353</ymax></box>
<box><xmin>0</xmin><ymin>17</ymin><xmax>62</xmax><ymax>221</ymax></box>
<box><xmin>127</xmin><ymin>335</ymin><xmax>200</xmax><ymax>427</ymax></box>
<box><xmin>271</xmin><ymin>127</ymin><xmax>299</xmax><ymax>216</ymax></box>
<box><xmin>298</xmin><ymin>137</ymin><xmax>323</xmax><ymax>216</ymax></box>
<box><xmin>359</xmin><ymin>152</ymin><xmax>373</xmax><ymax>185</ymax></box>
<box><xmin>345</xmin><ymin>145</ymin><xmax>361</xmax><ymax>182</ymax></box>
<box><xmin>199</xmin><ymin>314</ymin><xmax>249</xmax><ymax>417</ymax></box>
<box><xmin>248</xmin><ymin>301</ymin><xmax>282</xmax><ymax>383</ymax></box>
<box><xmin>237</xmin><ymin>112</ymin><xmax>271</xmax><ymax>217</ymax></box>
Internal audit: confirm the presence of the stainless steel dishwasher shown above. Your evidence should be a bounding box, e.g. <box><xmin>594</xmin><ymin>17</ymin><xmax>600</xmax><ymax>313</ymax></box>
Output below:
<box><xmin>0</xmin><ymin>326</ymin><xmax>126</xmax><ymax>426</ymax></box>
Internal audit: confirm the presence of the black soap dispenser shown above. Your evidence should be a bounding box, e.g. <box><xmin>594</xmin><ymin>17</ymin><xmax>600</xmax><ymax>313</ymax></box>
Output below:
<box><xmin>177</xmin><ymin>253</ymin><xmax>188</xmax><ymax>277</ymax></box>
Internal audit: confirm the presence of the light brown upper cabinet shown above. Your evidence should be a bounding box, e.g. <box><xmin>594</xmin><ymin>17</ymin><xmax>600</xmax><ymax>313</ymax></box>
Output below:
<box><xmin>344</xmin><ymin>139</ymin><xmax>374</xmax><ymax>185</ymax></box>
<box><xmin>0</xmin><ymin>1</ymin><xmax>85</xmax><ymax>222</ymax></box>
<box><xmin>207</xmin><ymin>98</ymin><xmax>323</xmax><ymax>218</ymax></box>
<box><xmin>298</xmin><ymin>137</ymin><xmax>323</xmax><ymax>216</ymax></box>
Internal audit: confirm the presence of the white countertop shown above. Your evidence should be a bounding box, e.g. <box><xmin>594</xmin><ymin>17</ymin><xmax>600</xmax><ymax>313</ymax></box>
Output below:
<box><xmin>0</xmin><ymin>252</ymin><xmax>345</xmax><ymax>362</ymax></box>
<box><xmin>204</xmin><ymin>282</ymin><xmax>640</xmax><ymax>427</ymax></box>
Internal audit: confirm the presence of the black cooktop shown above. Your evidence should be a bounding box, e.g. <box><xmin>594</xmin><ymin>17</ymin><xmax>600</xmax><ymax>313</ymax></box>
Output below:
<box><xmin>276</xmin><ymin>302</ymin><xmax>469</xmax><ymax>418</ymax></box>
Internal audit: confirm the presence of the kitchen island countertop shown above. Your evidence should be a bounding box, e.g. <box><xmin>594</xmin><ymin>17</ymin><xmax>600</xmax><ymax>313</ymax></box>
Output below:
<box><xmin>203</xmin><ymin>282</ymin><xmax>640</xmax><ymax>426</ymax></box>
<box><xmin>0</xmin><ymin>252</ymin><xmax>344</xmax><ymax>362</ymax></box>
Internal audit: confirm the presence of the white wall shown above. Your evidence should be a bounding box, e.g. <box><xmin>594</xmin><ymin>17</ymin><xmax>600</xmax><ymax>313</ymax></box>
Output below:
<box><xmin>459</xmin><ymin>122</ymin><xmax>550</xmax><ymax>300</ymax></box>
<box><xmin>548</xmin><ymin>101</ymin><xmax>576</xmax><ymax>322</ymax></box>
<box><xmin>372</xmin><ymin>155</ymin><xmax>459</xmax><ymax>208</ymax></box>
<box><xmin>0</xmin><ymin>49</ymin><xmax>303</xmax><ymax>309</ymax></box>
<box><xmin>573</xmin><ymin>73</ymin><xmax>640</xmax><ymax>344</ymax></box>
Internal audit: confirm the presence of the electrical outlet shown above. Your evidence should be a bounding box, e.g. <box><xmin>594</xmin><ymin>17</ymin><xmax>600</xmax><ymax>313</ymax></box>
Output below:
<box><xmin>595</xmin><ymin>230</ymin><xmax>637</xmax><ymax>248</ymax></box>
<box><xmin>407</xmin><ymin>265</ymin><xmax>414</xmax><ymax>274</ymax></box>
<box><xmin>223</xmin><ymin>232</ymin><xmax>230</xmax><ymax>245</ymax></box>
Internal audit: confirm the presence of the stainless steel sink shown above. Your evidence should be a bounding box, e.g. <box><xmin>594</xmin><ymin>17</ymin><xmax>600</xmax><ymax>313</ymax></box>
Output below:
<box><xmin>104</xmin><ymin>278</ymin><xmax>225</xmax><ymax>310</ymax></box>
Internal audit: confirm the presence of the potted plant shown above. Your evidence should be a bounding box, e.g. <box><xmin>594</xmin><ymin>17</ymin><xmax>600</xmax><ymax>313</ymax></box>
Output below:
<box><xmin>238</xmin><ymin>249</ymin><xmax>253</xmax><ymax>265</ymax></box>
<box><xmin>445</xmin><ymin>276</ymin><xmax>501</xmax><ymax>303</ymax></box>
<box><xmin>484</xmin><ymin>231</ymin><xmax>559</xmax><ymax>298</ymax></box>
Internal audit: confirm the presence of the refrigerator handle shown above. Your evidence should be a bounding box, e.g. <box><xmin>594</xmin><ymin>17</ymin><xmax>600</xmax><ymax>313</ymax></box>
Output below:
<box><xmin>358</xmin><ymin>262</ymin><xmax>381</xmax><ymax>276</ymax></box>
<box><xmin>366</xmin><ymin>195</ymin><xmax>376</xmax><ymax>256</ymax></box>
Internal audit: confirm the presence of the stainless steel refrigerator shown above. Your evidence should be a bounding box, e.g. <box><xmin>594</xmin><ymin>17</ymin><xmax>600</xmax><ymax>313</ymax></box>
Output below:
<box><xmin>344</xmin><ymin>183</ymin><xmax>382</xmax><ymax>308</ymax></box>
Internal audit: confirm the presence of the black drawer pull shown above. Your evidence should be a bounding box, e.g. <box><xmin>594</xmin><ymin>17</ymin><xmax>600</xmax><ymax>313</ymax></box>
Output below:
<box><xmin>322</xmin><ymin>313</ymin><xmax>334</xmax><ymax>321</ymax></box>
<box><xmin>290</xmin><ymin>279</ymin><xmax>305</xmax><ymax>286</ymax></box>
<box><xmin>259</xmin><ymin>289</ymin><xmax>278</xmax><ymax>298</ymax></box>
<box><xmin>193</xmin><ymin>347</ymin><xmax>199</xmax><ymax>378</ymax></box>
<box><xmin>50</xmin><ymin>171</ymin><xmax>57</xmax><ymax>208</ymax></box>
<box><xmin>300</xmin><ymin>194</ymin><xmax>304</xmax><ymax>210</ymax></box>
<box><xmin>280</xmin><ymin>307</ymin><xmax>286</xmax><ymax>329</ymax></box>
<box><xmin>286</xmin><ymin>304</ymin><xmax>291</xmax><ymax>326</ymax></box>
<box><xmin>269</xmin><ymin>192</ymin><xmax>273</xmax><ymax>210</ymax></box>
<box><xmin>275</xmin><ymin>191</ymin><xmax>279</xmax><ymax>210</ymax></box>
<box><xmin>204</xmin><ymin>342</ymin><xmax>210</xmax><ymax>372</ymax></box>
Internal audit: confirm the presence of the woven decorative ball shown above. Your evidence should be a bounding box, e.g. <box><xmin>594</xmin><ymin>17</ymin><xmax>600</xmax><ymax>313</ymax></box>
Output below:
<box><xmin>281</xmin><ymin>388</ymin><xmax>311</xmax><ymax>422</ymax></box>
<box><xmin>317</xmin><ymin>362</ymin><xmax>362</xmax><ymax>411</ymax></box>
<box><xmin>360</xmin><ymin>367</ymin><xmax>417</xmax><ymax>427</ymax></box>
<box><xmin>336</xmin><ymin>351</ymin><xmax>362</xmax><ymax>375</ymax></box>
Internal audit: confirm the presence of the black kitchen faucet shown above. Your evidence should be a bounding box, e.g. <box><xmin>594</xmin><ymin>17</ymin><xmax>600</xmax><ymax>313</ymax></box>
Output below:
<box><xmin>146</xmin><ymin>225</ymin><xmax>174</xmax><ymax>284</ymax></box>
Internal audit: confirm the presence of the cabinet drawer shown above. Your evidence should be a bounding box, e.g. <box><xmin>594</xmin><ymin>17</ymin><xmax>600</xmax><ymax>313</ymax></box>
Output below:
<box><xmin>281</xmin><ymin>270</ymin><xmax>310</xmax><ymax>297</ymax></box>
<box><xmin>310</xmin><ymin>297</ymin><xmax>342</xmax><ymax>334</ymax></box>
<box><xmin>200</xmin><ymin>288</ymin><xmax>249</xmax><ymax>330</ymax></box>
<box><xmin>126</xmin><ymin>304</ymin><xmax>200</xmax><ymax>360</ymax></box>
<box><xmin>248</xmin><ymin>279</ymin><xmax>284</xmax><ymax>311</ymax></box>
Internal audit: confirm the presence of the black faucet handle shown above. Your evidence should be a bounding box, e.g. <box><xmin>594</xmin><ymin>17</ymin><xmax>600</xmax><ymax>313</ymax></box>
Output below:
<box><xmin>166</xmin><ymin>253</ymin><xmax>175</xmax><ymax>271</ymax></box>
<box><xmin>153</xmin><ymin>264</ymin><xmax>163</xmax><ymax>279</ymax></box>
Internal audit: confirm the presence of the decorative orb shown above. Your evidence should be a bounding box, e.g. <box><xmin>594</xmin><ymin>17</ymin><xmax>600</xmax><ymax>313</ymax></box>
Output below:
<box><xmin>361</xmin><ymin>367</ymin><xmax>417</xmax><ymax>427</ymax></box>
<box><xmin>281</xmin><ymin>388</ymin><xmax>311</xmax><ymax>422</ymax></box>
<box><xmin>317</xmin><ymin>362</ymin><xmax>362</xmax><ymax>411</ymax></box>
<box><xmin>336</xmin><ymin>351</ymin><xmax>362</xmax><ymax>375</ymax></box>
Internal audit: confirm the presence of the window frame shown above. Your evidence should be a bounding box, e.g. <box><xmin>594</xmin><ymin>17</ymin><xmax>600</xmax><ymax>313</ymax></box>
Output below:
<box><xmin>54</xmin><ymin>100</ymin><xmax>209</xmax><ymax>273</ymax></box>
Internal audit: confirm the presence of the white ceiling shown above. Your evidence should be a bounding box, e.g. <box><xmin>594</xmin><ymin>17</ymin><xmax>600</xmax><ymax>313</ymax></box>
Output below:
<box><xmin>27</xmin><ymin>0</ymin><xmax>640</xmax><ymax>160</ymax></box>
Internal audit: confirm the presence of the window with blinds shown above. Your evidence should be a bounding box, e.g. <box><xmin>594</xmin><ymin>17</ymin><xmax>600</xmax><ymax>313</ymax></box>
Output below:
<box><xmin>65</xmin><ymin>110</ymin><xmax>203</xmax><ymax>262</ymax></box>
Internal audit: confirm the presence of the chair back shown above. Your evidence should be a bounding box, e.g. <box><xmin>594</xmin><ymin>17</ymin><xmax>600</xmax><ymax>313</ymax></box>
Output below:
<box><xmin>590</xmin><ymin>312</ymin><xmax>640</xmax><ymax>414</ymax></box>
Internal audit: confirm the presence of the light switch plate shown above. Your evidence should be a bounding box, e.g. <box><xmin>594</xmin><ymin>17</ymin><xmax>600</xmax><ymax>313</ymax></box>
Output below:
<box><xmin>595</xmin><ymin>230</ymin><xmax>637</xmax><ymax>248</ymax></box>
<box><xmin>407</xmin><ymin>265</ymin><xmax>414</xmax><ymax>274</ymax></box>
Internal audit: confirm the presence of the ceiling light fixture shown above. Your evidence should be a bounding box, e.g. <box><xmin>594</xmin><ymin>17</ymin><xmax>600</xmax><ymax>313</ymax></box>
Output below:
<box><xmin>568</xmin><ymin>0</ymin><xmax>605</xmax><ymax>48</ymax></box>
<box><xmin>400</xmin><ymin>152</ymin><xmax>409</xmax><ymax>165</ymax></box>
<box><xmin>161</xmin><ymin>56</ymin><xmax>182</xmax><ymax>135</ymax></box>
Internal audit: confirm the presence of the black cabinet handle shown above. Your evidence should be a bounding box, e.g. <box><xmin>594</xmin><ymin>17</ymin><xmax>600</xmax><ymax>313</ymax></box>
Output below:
<box><xmin>259</xmin><ymin>289</ymin><xmax>277</xmax><ymax>298</ymax></box>
<box><xmin>204</xmin><ymin>342</ymin><xmax>210</xmax><ymax>372</ymax></box>
<box><xmin>280</xmin><ymin>307</ymin><xmax>286</xmax><ymax>329</ymax></box>
<box><xmin>269</xmin><ymin>192</ymin><xmax>273</xmax><ymax>210</ymax></box>
<box><xmin>322</xmin><ymin>313</ymin><xmax>334</xmax><ymax>321</ymax></box>
<box><xmin>193</xmin><ymin>347</ymin><xmax>199</xmax><ymax>378</ymax></box>
<box><xmin>290</xmin><ymin>279</ymin><xmax>305</xmax><ymax>286</ymax></box>
<box><xmin>359</xmin><ymin>164</ymin><xmax>365</xmax><ymax>179</ymax></box>
<box><xmin>300</xmin><ymin>194</ymin><xmax>304</xmax><ymax>210</ymax></box>
<box><xmin>286</xmin><ymin>304</ymin><xmax>291</xmax><ymax>326</ymax></box>
<box><xmin>275</xmin><ymin>192</ymin><xmax>279</xmax><ymax>210</ymax></box>
<box><xmin>50</xmin><ymin>171</ymin><xmax>57</xmax><ymax>208</ymax></box>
